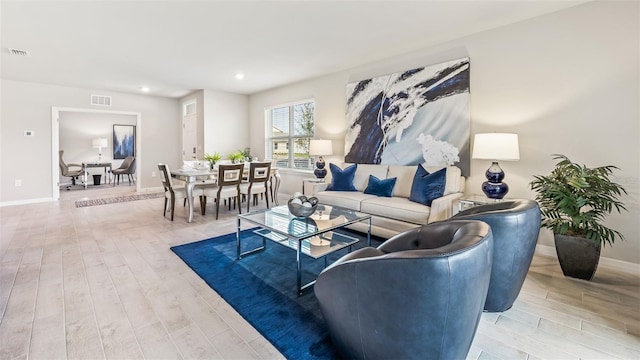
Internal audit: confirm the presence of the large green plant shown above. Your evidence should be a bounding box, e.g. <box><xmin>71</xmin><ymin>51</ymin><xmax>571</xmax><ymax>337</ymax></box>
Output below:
<box><xmin>530</xmin><ymin>154</ymin><xmax>627</xmax><ymax>247</ymax></box>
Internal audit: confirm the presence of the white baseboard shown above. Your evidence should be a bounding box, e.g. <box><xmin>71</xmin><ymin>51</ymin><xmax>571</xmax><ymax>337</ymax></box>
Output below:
<box><xmin>535</xmin><ymin>244</ymin><xmax>640</xmax><ymax>275</ymax></box>
<box><xmin>0</xmin><ymin>197</ymin><xmax>54</xmax><ymax>207</ymax></box>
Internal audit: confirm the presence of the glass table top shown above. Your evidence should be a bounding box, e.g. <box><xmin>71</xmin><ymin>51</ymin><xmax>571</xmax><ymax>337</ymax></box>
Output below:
<box><xmin>238</xmin><ymin>204</ymin><xmax>371</xmax><ymax>259</ymax></box>
<box><xmin>239</xmin><ymin>204</ymin><xmax>370</xmax><ymax>241</ymax></box>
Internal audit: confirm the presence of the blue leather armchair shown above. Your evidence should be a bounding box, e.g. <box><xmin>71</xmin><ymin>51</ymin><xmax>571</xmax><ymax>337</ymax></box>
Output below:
<box><xmin>314</xmin><ymin>220</ymin><xmax>493</xmax><ymax>360</ymax></box>
<box><xmin>452</xmin><ymin>199</ymin><xmax>541</xmax><ymax>312</ymax></box>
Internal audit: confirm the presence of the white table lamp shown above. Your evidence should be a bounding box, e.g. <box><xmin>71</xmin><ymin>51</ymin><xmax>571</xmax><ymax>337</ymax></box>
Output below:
<box><xmin>309</xmin><ymin>139</ymin><xmax>333</xmax><ymax>180</ymax></box>
<box><xmin>472</xmin><ymin>133</ymin><xmax>519</xmax><ymax>199</ymax></box>
<box><xmin>92</xmin><ymin>138</ymin><xmax>108</xmax><ymax>162</ymax></box>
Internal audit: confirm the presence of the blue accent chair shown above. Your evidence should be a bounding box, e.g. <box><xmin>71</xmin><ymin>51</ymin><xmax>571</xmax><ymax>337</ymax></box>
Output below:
<box><xmin>452</xmin><ymin>199</ymin><xmax>541</xmax><ymax>312</ymax></box>
<box><xmin>314</xmin><ymin>220</ymin><xmax>493</xmax><ymax>360</ymax></box>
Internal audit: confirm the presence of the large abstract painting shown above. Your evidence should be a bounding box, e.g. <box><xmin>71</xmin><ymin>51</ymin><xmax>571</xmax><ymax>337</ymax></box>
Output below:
<box><xmin>113</xmin><ymin>124</ymin><xmax>135</xmax><ymax>159</ymax></box>
<box><xmin>344</xmin><ymin>57</ymin><xmax>470</xmax><ymax>175</ymax></box>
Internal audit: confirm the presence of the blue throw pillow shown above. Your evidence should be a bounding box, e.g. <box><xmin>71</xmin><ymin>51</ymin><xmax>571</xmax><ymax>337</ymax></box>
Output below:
<box><xmin>409</xmin><ymin>165</ymin><xmax>447</xmax><ymax>206</ymax></box>
<box><xmin>326</xmin><ymin>163</ymin><xmax>358</xmax><ymax>191</ymax></box>
<box><xmin>364</xmin><ymin>175</ymin><xmax>397</xmax><ymax>197</ymax></box>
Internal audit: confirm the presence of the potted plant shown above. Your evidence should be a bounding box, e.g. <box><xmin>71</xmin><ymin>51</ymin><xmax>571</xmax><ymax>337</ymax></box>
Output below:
<box><xmin>228</xmin><ymin>151</ymin><xmax>245</xmax><ymax>164</ymax></box>
<box><xmin>241</xmin><ymin>147</ymin><xmax>253</xmax><ymax>162</ymax></box>
<box><xmin>204</xmin><ymin>152</ymin><xmax>221</xmax><ymax>170</ymax></box>
<box><xmin>530</xmin><ymin>154</ymin><xmax>627</xmax><ymax>280</ymax></box>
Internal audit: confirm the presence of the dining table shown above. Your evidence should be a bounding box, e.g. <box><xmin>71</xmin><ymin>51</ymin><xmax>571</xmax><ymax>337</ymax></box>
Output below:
<box><xmin>170</xmin><ymin>165</ymin><xmax>281</xmax><ymax>223</ymax></box>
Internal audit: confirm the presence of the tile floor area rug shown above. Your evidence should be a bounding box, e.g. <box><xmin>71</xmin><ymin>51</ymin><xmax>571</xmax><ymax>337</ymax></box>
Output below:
<box><xmin>170</xmin><ymin>228</ymin><xmax>383</xmax><ymax>360</ymax></box>
<box><xmin>75</xmin><ymin>192</ymin><xmax>164</xmax><ymax>208</ymax></box>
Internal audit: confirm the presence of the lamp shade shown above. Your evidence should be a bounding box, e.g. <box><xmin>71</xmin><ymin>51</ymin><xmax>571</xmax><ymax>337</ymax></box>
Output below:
<box><xmin>92</xmin><ymin>138</ymin><xmax>108</xmax><ymax>148</ymax></box>
<box><xmin>472</xmin><ymin>133</ymin><xmax>519</xmax><ymax>161</ymax></box>
<box><xmin>309</xmin><ymin>139</ymin><xmax>333</xmax><ymax>156</ymax></box>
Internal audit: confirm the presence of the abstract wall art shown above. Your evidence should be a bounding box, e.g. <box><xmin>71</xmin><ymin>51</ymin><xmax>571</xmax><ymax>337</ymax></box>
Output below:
<box><xmin>344</xmin><ymin>57</ymin><xmax>470</xmax><ymax>176</ymax></box>
<box><xmin>113</xmin><ymin>124</ymin><xmax>135</xmax><ymax>159</ymax></box>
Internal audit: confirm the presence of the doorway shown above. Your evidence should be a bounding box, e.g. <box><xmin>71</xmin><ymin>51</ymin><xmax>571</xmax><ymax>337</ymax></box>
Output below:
<box><xmin>51</xmin><ymin>107</ymin><xmax>142</xmax><ymax>200</ymax></box>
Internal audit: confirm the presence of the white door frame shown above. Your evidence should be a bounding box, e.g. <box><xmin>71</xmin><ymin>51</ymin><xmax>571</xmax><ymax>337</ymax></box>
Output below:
<box><xmin>51</xmin><ymin>107</ymin><xmax>142</xmax><ymax>200</ymax></box>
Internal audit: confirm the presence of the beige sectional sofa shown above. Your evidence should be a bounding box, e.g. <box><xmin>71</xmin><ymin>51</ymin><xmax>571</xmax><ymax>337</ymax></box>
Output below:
<box><xmin>309</xmin><ymin>163</ymin><xmax>466</xmax><ymax>238</ymax></box>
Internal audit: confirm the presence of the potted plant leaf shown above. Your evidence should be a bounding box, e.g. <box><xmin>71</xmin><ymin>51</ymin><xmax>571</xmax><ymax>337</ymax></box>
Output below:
<box><xmin>204</xmin><ymin>152</ymin><xmax>221</xmax><ymax>170</ymax></box>
<box><xmin>228</xmin><ymin>151</ymin><xmax>245</xmax><ymax>164</ymax></box>
<box><xmin>530</xmin><ymin>154</ymin><xmax>627</xmax><ymax>280</ymax></box>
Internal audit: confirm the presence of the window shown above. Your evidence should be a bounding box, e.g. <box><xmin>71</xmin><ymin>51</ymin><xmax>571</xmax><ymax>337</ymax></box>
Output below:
<box><xmin>266</xmin><ymin>100</ymin><xmax>315</xmax><ymax>169</ymax></box>
<box><xmin>183</xmin><ymin>101</ymin><xmax>196</xmax><ymax>116</ymax></box>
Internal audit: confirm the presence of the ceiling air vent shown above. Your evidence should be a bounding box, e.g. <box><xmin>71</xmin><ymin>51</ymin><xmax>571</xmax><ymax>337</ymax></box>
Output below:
<box><xmin>91</xmin><ymin>94</ymin><xmax>112</xmax><ymax>106</ymax></box>
<box><xmin>8</xmin><ymin>48</ymin><xmax>30</xmax><ymax>56</ymax></box>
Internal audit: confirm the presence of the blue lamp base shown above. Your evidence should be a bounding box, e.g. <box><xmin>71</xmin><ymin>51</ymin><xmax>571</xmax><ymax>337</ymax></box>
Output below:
<box><xmin>482</xmin><ymin>161</ymin><xmax>509</xmax><ymax>199</ymax></box>
<box><xmin>314</xmin><ymin>156</ymin><xmax>327</xmax><ymax>180</ymax></box>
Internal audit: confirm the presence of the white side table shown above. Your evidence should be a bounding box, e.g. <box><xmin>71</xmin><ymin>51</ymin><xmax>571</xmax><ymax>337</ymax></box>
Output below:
<box><xmin>302</xmin><ymin>178</ymin><xmax>326</xmax><ymax>195</ymax></box>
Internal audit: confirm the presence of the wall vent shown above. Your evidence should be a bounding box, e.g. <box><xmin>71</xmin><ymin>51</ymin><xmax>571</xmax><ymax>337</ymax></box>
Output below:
<box><xmin>91</xmin><ymin>94</ymin><xmax>112</xmax><ymax>106</ymax></box>
<box><xmin>8</xmin><ymin>48</ymin><xmax>30</xmax><ymax>56</ymax></box>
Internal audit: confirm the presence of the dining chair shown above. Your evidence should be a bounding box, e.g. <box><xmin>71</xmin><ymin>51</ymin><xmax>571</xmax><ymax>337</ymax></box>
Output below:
<box><xmin>158</xmin><ymin>163</ymin><xmax>204</xmax><ymax>221</ymax></box>
<box><xmin>59</xmin><ymin>150</ymin><xmax>84</xmax><ymax>190</ymax></box>
<box><xmin>202</xmin><ymin>163</ymin><xmax>244</xmax><ymax>219</ymax></box>
<box><xmin>262</xmin><ymin>159</ymin><xmax>278</xmax><ymax>203</ymax></box>
<box><xmin>112</xmin><ymin>156</ymin><xmax>136</xmax><ymax>186</ymax></box>
<box><xmin>239</xmin><ymin>161</ymin><xmax>272</xmax><ymax>212</ymax></box>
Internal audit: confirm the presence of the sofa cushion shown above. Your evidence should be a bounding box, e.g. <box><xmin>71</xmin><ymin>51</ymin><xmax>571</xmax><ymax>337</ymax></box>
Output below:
<box><xmin>315</xmin><ymin>191</ymin><xmax>378</xmax><ymax>211</ymax></box>
<box><xmin>343</xmin><ymin>163</ymin><xmax>389</xmax><ymax>192</ymax></box>
<box><xmin>364</xmin><ymin>175</ymin><xmax>397</xmax><ymax>197</ymax></box>
<box><xmin>360</xmin><ymin>196</ymin><xmax>431</xmax><ymax>225</ymax></box>
<box><xmin>326</xmin><ymin>163</ymin><xmax>357</xmax><ymax>191</ymax></box>
<box><xmin>387</xmin><ymin>165</ymin><xmax>418</xmax><ymax>198</ymax></box>
<box><xmin>409</xmin><ymin>165</ymin><xmax>446</xmax><ymax>206</ymax></box>
<box><xmin>425</xmin><ymin>165</ymin><xmax>463</xmax><ymax>195</ymax></box>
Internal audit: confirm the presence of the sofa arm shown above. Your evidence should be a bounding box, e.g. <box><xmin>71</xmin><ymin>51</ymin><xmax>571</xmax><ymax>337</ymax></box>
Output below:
<box><xmin>427</xmin><ymin>192</ymin><xmax>464</xmax><ymax>223</ymax></box>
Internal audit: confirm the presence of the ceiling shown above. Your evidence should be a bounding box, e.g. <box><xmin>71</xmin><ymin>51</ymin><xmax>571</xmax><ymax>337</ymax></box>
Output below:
<box><xmin>1</xmin><ymin>0</ymin><xmax>587</xmax><ymax>98</ymax></box>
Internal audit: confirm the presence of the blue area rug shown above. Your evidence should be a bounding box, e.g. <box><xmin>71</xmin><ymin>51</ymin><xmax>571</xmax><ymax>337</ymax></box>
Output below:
<box><xmin>170</xmin><ymin>228</ymin><xmax>382</xmax><ymax>359</ymax></box>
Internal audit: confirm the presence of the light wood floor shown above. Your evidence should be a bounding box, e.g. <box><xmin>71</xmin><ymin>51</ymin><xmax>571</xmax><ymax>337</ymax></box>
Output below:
<box><xmin>1</xmin><ymin>186</ymin><xmax>638</xmax><ymax>359</ymax></box>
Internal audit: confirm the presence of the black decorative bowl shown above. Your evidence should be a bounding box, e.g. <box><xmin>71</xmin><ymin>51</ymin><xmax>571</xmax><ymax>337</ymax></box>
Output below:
<box><xmin>288</xmin><ymin>198</ymin><xmax>318</xmax><ymax>217</ymax></box>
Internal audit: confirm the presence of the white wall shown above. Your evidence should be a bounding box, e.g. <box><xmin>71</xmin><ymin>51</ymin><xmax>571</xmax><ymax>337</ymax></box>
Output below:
<box><xmin>1</xmin><ymin>80</ymin><xmax>180</xmax><ymax>202</ymax></box>
<box><xmin>203</xmin><ymin>89</ymin><xmax>250</xmax><ymax>159</ymax></box>
<box><xmin>249</xmin><ymin>1</ymin><xmax>640</xmax><ymax>264</ymax></box>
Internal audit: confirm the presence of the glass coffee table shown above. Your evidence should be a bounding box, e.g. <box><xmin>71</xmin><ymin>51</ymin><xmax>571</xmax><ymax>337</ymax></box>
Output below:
<box><xmin>237</xmin><ymin>204</ymin><xmax>372</xmax><ymax>295</ymax></box>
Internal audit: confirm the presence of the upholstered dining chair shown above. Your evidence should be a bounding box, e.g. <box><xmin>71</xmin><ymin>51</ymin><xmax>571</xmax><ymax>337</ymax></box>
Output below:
<box><xmin>262</xmin><ymin>159</ymin><xmax>278</xmax><ymax>203</ymax></box>
<box><xmin>59</xmin><ymin>150</ymin><xmax>84</xmax><ymax>190</ymax></box>
<box><xmin>158</xmin><ymin>163</ymin><xmax>204</xmax><ymax>221</ymax></box>
<box><xmin>239</xmin><ymin>161</ymin><xmax>272</xmax><ymax>212</ymax></box>
<box><xmin>314</xmin><ymin>220</ymin><xmax>493</xmax><ymax>360</ymax></box>
<box><xmin>112</xmin><ymin>156</ymin><xmax>136</xmax><ymax>186</ymax></box>
<box><xmin>202</xmin><ymin>163</ymin><xmax>244</xmax><ymax>219</ymax></box>
<box><xmin>451</xmin><ymin>199</ymin><xmax>541</xmax><ymax>312</ymax></box>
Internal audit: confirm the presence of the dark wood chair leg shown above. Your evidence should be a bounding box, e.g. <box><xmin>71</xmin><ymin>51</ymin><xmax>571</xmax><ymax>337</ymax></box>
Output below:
<box><xmin>163</xmin><ymin>198</ymin><xmax>168</xmax><ymax>216</ymax></box>
<box><xmin>200</xmin><ymin>196</ymin><xmax>206</xmax><ymax>215</ymax></box>
<box><xmin>216</xmin><ymin>194</ymin><xmax>221</xmax><ymax>220</ymax></box>
<box><xmin>170</xmin><ymin>197</ymin><xmax>176</xmax><ymax>221</ymax></box>
<box><xmin>265</xmin><ymin>190</ymin><xmax>270</xmax><ymax>209</ymax></box>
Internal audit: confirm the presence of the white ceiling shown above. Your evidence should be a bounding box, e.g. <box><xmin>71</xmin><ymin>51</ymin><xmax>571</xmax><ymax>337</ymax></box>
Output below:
<box><xmin>1</xmin><ymin>0</ymin><xmax>587</xmax><ymax>98</ymax></box>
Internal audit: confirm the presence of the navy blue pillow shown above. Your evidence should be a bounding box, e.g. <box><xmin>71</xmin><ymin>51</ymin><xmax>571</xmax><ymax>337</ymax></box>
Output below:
<box><xmin>364</xmin><ymin>175</ymin><xmax>397</xmax><ymax>197</ymax></box>
<box><xmin>409</xmin><ymin>165</ymin><xmax>447</xmax><ymax>206</ymax></box>
<box><xmin>326</xmin><ymin>163</ymin><xmax>357</xmax><ymax>191</ymax></box>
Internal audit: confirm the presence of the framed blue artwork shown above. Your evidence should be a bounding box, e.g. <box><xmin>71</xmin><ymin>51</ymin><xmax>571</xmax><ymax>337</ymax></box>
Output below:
<box><xmin>113</xmin><ymin>124</ymin><xmax>135</xmax><ymax>159</ymax></box>
<box><xmin>344</xmin><ymin>57</ymin><xmax>470</xmax><ymax>176</ymax></box>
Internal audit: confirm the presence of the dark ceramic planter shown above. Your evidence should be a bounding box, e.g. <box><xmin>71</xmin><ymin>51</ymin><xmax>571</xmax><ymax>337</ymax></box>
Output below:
<box><xmin>554</xmin><ymin>234</ymin><xmax>601</xmax><ymax>280</ymax></box>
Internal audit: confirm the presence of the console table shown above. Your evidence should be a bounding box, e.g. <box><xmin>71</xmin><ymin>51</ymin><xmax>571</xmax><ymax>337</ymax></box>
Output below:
<box><xmin>82</xmin><ymin>162</ymin><xmax>112</xmax><ymax>189</ymax></box>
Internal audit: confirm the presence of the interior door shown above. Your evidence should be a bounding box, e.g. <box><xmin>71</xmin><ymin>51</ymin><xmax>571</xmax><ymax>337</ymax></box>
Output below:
<box><xmin>182</xmin><ymin>113</ymin><xmax>197</xmax><ymax>162</ymax></box>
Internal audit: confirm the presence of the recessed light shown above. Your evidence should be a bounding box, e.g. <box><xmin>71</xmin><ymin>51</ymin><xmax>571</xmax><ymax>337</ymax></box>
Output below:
<box><xmin>139</xmin><ymin>86</ymin><xmax>150</xmax><ymax>92</ymax></box>
<box><xmin>235</xmin><ymin>73</ymin><xmax>245</xmax><ymax>80</ymax></box>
